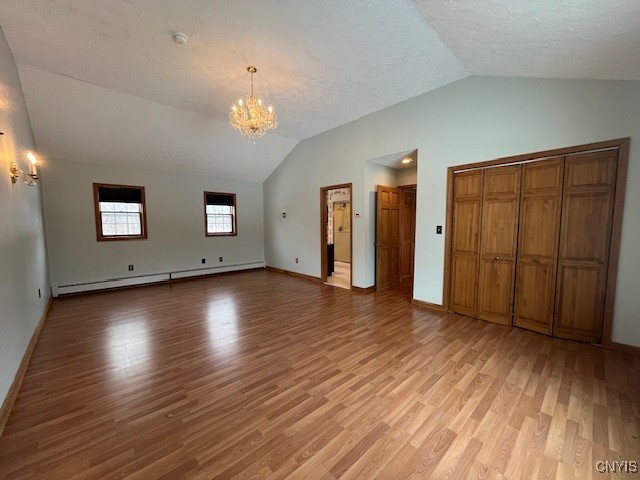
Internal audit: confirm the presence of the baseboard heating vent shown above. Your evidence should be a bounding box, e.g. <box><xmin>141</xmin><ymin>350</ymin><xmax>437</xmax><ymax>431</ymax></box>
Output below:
<box><xmin>52</xmin><ymin>261</ymin><xmax>265</xmax><ymax>297</ymax></box>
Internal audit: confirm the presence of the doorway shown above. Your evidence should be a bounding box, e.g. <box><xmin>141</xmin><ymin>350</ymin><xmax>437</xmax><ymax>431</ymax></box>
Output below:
<box><xmin>367</xmin><ymin>149</ymin><xmax>418</xmax><ymax>296</ymax></box>
<box><xmin>320</xmin><ymin>183</ymin><xmax>352</xmax><ymax>289</ymax></box>
<box><xmin>375</xmin><ymin>184</ymin><xmax>417</xmax><ymax>291</ymax></box>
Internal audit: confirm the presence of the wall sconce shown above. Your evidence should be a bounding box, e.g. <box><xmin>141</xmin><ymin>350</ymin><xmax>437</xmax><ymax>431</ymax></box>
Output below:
<box><xmin>10</xmin><ymin>151</ymin><xmax>39</xmax><ymax>186</ymax></box>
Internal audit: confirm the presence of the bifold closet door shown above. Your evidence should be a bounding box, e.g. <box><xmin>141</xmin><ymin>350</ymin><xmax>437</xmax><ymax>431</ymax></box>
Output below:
<box><xmin>513</xmin><ymin>158</ymin><xmax>564</xmax><ymax>335</ymax></box>
<box><xmin>450</xmin><ymin>171</ymin><xmax>483</xmax><ymax>317</ymax></box>
<box><xmin>477</xmin><ymin>165</ymin><xmax>521</xmax><ymax>325</ymax></box>
<box><xmin>554</xmin><ymin>151</ymin><xmax>617</xmax><ymax>343</ymax></box>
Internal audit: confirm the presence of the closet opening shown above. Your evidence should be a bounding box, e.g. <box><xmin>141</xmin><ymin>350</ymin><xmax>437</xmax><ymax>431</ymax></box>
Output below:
<box><xmin>443</xmin><ymin>138</ymin><xmax>629</xmax><ymax>346</ymax></box>
<box><xmin>320</xmin><ymin>183</ymin><xmax>352</xmax><ymax>289</ymax></box>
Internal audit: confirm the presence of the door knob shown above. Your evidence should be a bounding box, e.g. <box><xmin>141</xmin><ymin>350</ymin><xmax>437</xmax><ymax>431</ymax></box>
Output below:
<box><xmin>532</xmin><ymin>258</ymin><xmax>540</xmax><ymax>263</ymax></box>
<box><xmin>494</xmin><ymin>256</ymin><xmax>501</xmax><ymax>261</ymax></box>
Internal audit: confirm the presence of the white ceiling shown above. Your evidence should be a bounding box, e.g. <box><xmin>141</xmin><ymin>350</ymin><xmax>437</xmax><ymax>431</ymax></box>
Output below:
<box><xmin>17</xmin><ymin>65</ymin><xmax>298</xmax><ymax>182</ymax></box>
<box><xmin>415</xmin><ymin>0</ymin><xmax>640</xmax><ymax>80</ymax></box>
<box><xmin>1</xmin><ymin>0</ymin><xmax>638</xmax><ymax>181</ymax></box>
<box><xmin>369</xmin><ymin>149</ymin><xmax>418</xmax><ymax>170</ymax></box>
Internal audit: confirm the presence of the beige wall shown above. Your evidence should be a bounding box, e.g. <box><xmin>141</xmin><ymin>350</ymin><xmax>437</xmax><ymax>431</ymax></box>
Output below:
<box><xmin>0</xmin><ymin>27</ymin><xmax>50</xmax><ymax>405</ymax></box>
<box><xmin>264</xmin><ymin>76</ymin><xmax>640</xmax><ymax>347</ymax></box>
<box><xmin>41</xmin><ymin>158</ymin><xmax>265</xmax><ymax>289</ymax></box>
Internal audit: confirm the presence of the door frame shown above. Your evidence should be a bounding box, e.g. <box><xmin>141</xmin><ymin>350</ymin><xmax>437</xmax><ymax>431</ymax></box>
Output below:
<box><xmin>442</xmin><ymin>138</ymin><xmax>630</xmax><ymax>351</ymax></box>
<box><xmin>320</xmin><ymin>183</ymin><xmax>353</xmax><ymax>288</ymax></box>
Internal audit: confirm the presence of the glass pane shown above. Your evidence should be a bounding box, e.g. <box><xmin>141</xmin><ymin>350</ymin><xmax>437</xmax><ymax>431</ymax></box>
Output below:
<box><xmin>102</xmin><ymin>223</ymin><xmax>116</xmax><ymax>235</ymax></box>
<box><xmin>115</xmin><ymin>214</ymin><xmax>128</xmax><ymax>224</ymax></box>
<box><xmin>205</xmin><ymin>212</ymin><xmax>234</xmax><ymax>234</ymax></box>
<box><xmin>130</xmin><ymin>224</ymin><xmax>141</xmax><ymax>235</ymax></box>
<box><xmin>115</xmin><ymin>224</ymin><xmax>128</xmax><ymax>235</ymax></box>
<box><xmin>101</xmin><ymin>213</ymin><xmax>115</xmax><ymax>224</ymax></box>
<box><xmin>100</xmin><ymin>202</ymin><xmax>114</xmax><ymax>212</ymax></box>
<box><xmin>128</xmin><ymin>213</ymin><xmax>140</xmax><ymax>224</ymax></box>
<box><xmin>126</xmin><ymin>203</ymin><xmax>140</xmax><ymax>212</ymax></box>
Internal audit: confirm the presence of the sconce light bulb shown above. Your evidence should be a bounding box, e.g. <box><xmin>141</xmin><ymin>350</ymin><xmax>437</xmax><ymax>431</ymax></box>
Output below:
<box><xmin>27</xmin><ymin>151</ymin><xmax>37</xmax><ymax>164</ymax></box>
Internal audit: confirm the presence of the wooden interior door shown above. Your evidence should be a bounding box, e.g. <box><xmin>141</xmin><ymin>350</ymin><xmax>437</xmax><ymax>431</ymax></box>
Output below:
<box><xmin>376</xmin><ymin>185</ymin><xmax>402</xmax><ymax>290</ymax></box>
<box><xmin>554</xmin><ymin>151</ymin><xmax>617</xmax><ymax>343</ymax></box>
<box><xmin>449</xmin><ymin>171</ymin><xmax>483</xmax><ymax>316</ymax></box>
<box><xmin>400</xmin><ymin>188</ymin><xmax>416</xmax><ymax>282</ymax></box>
<box><xmin>514</xmin><ymin>158</ymin><xmax>564</xmax><ymax>335</ymax></box>
<box><xmin>477</xmin><ymin>165</ymin><xmax>521</xmax><ymax>325</ymax></box>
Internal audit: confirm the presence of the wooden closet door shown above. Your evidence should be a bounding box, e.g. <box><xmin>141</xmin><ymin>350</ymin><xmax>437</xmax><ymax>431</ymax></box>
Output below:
<box><xmin>477</xmin><ymin>165</ymin><xmax>521</xmax><ymax>325</ymax></box>
<box><xmin>450</xmin><ymin>171</ymin><xmax>483</xmax><ymax>317</ymax></box>
<box><xmin>514</xmin><ymin>158</ymin><xmax>564</xmax><ymax>335</ymax></box>
<box><xmin>554</xmin><ymin>151</ymin><xmax>617</xmax><ymax>343</ymax></box>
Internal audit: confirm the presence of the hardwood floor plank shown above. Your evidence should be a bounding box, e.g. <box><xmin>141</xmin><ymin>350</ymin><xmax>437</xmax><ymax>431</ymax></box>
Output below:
<box><xmin>0</xmin><ymin>270</ymin><xmax>638</xmax><ymax>479</ymax></box>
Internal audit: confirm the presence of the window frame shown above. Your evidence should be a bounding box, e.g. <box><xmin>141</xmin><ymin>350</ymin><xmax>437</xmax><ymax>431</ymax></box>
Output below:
<box><xmin>93</xmin><ymin>183</ymin><xmax>148</xmax><ymax>241</ymax></box>
<box><xmin>204</xmin><ymin>191</ymin><xmax>237</xmax><ymax>237</ymax></box>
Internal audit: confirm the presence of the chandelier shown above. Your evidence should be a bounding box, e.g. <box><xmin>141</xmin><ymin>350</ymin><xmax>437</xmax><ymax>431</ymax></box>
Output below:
<box><xmin>229</xmin><ymin>66</ymin><xmax>277</xmax><ymax>141</ymax></box>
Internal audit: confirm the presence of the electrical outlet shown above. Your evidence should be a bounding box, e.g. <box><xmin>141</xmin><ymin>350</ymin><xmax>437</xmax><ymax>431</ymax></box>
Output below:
<box><xmin>219</xmin><ymin>256</ymin><xmax>223</xmax><ymax>262</ymax></box>
<box><xmin>38</xmin><ymin>288</ymin><xmax>41</xmax><ymax>299</ymax></box>
<box><xmin>295</xmin><ymin>258</ymin><xmax>299</xmax><ymax>263</ymax></box>
<box><xmin>436</xmin><ymin>225</ymin><xmax>443</xmax><ymax>235</ymax></box>
<box><xmin>202</xmin><ymin>258</ymin><xmax>206</xmax><ymax>264</ymax></box>
<box><xmin>128</xmin><ymin>264</ymin><xmax>134</xmax><ymax>271</ymax></box>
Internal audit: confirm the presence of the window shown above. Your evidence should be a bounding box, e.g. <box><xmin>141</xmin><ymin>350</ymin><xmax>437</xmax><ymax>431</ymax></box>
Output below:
<box><xmin>205</xmin><ymin>192</ymin><xmax>237</xmax><ymax>236</ymax></box>
<box><xmin>93</xmin><ymin>183</ymin><xmax>147</xmax><ymax>241</ymax></box>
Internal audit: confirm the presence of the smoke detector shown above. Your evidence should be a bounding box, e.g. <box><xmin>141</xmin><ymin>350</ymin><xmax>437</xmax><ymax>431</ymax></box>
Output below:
<box><xmin>172</xmin><ymin>32</ymin><xmax>189</xmax><ymax>45</ymax></box>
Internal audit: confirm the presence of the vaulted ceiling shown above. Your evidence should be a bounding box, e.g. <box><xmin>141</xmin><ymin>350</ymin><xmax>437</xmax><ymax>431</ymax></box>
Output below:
<box><xmin>1</xmin><ymin>0</ymin><xmax>638</xmax><ymax>181</ymax></box>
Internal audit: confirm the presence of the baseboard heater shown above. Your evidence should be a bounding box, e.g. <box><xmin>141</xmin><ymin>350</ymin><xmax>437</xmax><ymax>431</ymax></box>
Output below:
<box><xmin>52</xmin><ymin>261</ymin><xmax>266</xmax><ymax>297</ymax></box>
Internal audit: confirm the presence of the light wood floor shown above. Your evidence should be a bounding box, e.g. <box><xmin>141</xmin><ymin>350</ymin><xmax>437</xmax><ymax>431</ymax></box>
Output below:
<box><xmin>0</xmin><ymin>270</ymin><xmax>638</xmax><ymax>479</ymax></box>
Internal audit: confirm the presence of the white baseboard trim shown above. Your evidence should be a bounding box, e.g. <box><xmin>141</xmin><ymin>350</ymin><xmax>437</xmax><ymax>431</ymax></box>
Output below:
<box><xmin>52</xmin><ymin>261</ymin><xmax>265</xmax><ymax>297</ymax></box>
<box><xmin>170</xmin><ymin>262</ymin><xmax>264</xmax><ymax>280</ymax></box>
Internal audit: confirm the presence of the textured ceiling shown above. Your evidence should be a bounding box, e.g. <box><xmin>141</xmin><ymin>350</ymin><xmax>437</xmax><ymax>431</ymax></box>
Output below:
<box><xmin>0</xmin><ymin>0</ymin><xmax>466</xmax><ymax>141</ymax></box>
<box><xmin>415</xmin><ymin>0</ymin><xmax>640</xmax><ymax>79</ymax></box>
<box><xmin>1</xmin><ymin>0</ymin><xmax>638</xmax><ymax>182</ymax></box>
<box><xmin>18</xmin><ymin>65</ymin><xmax>298</xmax><ymax>183</ymax></box>
<box><xmin>369</xmin><ymin>149</ymin><xmax>418</xmax><ymax>170</ymax></box>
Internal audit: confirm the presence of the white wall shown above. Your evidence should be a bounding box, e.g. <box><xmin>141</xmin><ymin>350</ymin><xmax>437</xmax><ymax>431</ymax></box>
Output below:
<box><xmin>42</xmin><ymin>158</ymin><xmax>265</xmax><ymax>289</ymax></box>
<box><xmin>0</xmin><ymin>27</ymin><xmax>50</xmax><ymax>405</ymax></box>
<box><xmin>264</xmin><ymin>76</ymin><xmax>640</xmax><ymax>347</ymax></box>
<box><xmin>398</xmin><ymin>167</ymin><xmax>417</xmax><ymax>186</ymax></box>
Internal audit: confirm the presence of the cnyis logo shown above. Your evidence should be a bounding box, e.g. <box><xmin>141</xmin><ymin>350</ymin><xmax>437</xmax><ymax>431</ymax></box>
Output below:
<box><xmin>595</xmin><ymin>460</ymin><xmax>638</xmax><ymax>473</ymax></box>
